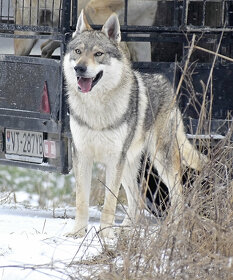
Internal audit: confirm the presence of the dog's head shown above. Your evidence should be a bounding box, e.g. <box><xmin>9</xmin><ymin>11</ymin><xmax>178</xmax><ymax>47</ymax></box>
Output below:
<box><xmin>64</xmin><ymin>10</ymin><xmax>125</xmax><ymax>94</ymax></box>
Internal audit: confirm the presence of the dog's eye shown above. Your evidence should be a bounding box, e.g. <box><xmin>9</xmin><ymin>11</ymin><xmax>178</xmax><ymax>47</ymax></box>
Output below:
<box><xmin>75</xmin><ymin>49</ymin><xmax>81</xmax><ymax>55</ymax></box>
<box><xmin>94</xmin><ymin>51</ymin><xmax>104</xmax><ymax>57</ymax></box>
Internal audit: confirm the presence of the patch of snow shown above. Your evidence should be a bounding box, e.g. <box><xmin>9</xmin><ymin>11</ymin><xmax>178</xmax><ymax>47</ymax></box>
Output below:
<box><xmin>0</xmin><ymin>203</ymin><xmax>106</xmax><ymax>280</ymax></box>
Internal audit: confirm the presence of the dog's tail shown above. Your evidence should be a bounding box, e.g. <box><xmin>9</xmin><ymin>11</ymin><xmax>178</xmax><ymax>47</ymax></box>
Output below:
<box><xmin>176</xmin><ymin>111</ymin><xmax>208</xmax><ymax>171</ymax></box>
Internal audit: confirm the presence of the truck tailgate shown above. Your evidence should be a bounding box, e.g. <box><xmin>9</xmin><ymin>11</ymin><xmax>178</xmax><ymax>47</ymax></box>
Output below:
<box><xmin>0</xmin><ymin>55</ymin><xmax>61</xmax><ymax>116</ymax></box>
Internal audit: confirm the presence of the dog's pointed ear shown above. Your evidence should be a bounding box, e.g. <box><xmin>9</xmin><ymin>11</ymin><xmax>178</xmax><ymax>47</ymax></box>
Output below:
<box><xmin>101</xmin><ymin>13</ymin><xmax>121</xmax><ymax>44</ymax></box>
<box><xmin>73</xmin><ymin>9</ymin><xmax>92</xmax><ymax>38</ymax></box>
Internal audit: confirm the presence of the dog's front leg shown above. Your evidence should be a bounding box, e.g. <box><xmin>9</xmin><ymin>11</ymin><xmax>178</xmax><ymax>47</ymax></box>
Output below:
<box><xmin>67</xmin><ymin>149</ymin><xmax>93</xmax><ymax>238</ymax></box>
<box><xmin>100</xmin><ymin>159</ymin><xmax>125</xmax><ymax>239</ymax></box>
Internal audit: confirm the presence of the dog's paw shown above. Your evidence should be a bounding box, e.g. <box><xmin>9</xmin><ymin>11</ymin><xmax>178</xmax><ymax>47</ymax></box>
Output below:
<box><xmin>65</xmin><ymin>227</ymin><xmax>87</xmax><ymax>239</ymax></box>
<box><xmin>99</xmin><ymin>226</ymin><xmax>116</xmax><ymax>239</ymax></box>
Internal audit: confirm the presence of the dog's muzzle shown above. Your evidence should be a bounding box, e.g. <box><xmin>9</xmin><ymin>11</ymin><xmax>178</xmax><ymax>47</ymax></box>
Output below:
<box><xmin>75</xmin><ymin>67</ymin><xmax>103</xmax><ymax>93</ymax></box>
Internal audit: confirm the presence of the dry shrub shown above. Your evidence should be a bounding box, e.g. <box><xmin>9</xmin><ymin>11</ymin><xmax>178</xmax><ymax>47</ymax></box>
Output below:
<box><xmin>77</xmin><ymin>132</ymin><xmax>233</xmax><ymax>280</ymax></box>
<box><xmin>92</xmin><ymin>180</ymin><xmax>233</xmax><ymax>279</ymax></box>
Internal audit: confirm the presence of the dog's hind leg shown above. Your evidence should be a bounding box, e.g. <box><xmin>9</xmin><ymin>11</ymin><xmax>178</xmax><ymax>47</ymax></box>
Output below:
<box><xmin>14</xmin><ymin>0</ymin><xmax>38</xmax><ymax>56</ymax></box>
<box><xmin>14</xmin><ymin>31</ymin><xmax>37</xmax><ymax>56</ymax></box>
<box><xmin>155</xmin><ymin>152</ymin><xmax>183</xmax><ymax>218</ymax></box>
<box><xmin>150</xmin><ymin>131</ymin><xmax>184</xmax><ymax>221</ymax></box>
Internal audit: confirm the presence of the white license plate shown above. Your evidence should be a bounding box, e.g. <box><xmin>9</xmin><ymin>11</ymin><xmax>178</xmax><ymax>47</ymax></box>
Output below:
<box><xmin>5</xmin><ymin>129</ymin><xmax>43</xmax><ymax>158</ymax></box>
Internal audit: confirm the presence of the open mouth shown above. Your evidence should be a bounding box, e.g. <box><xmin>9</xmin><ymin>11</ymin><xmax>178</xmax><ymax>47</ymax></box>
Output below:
<box><xmin>77</xmin><ymin>71</ymin><xmax>103</xmax><ymax>93</ymax></box>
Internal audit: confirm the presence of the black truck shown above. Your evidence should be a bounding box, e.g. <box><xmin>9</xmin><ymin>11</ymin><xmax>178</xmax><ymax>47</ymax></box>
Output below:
<box><xmin>0</xmin><ymin>0</ymin><xmax>232</xmax><ymax>175</ymax></box>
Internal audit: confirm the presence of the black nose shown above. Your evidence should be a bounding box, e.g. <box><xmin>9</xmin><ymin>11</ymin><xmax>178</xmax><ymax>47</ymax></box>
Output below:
<box><xmin>74</xmin><ymin>64</ymin><xmax>87</xmax><ymax>75</ymax></box>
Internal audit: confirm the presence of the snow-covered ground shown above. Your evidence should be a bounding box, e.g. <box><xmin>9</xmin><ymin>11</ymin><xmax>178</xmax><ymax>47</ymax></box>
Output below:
<box><xmin>0</xmin><ymin>192</ymin><xmax>125</xmax><ymax>280</ymax></box>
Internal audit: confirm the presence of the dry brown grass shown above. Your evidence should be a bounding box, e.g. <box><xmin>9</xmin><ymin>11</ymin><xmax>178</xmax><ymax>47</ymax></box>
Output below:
<box><xmin>82</xmin><ymin>149</ymin><xmax>233</xmax><ymax>279</ymax></box>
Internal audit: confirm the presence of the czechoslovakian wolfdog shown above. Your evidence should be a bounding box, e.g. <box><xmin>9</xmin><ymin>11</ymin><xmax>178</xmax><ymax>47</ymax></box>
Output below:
<box><xmin>63</xmin><ymin>11</ymin><xmax>208</xmax><ymax>238</ymax></box>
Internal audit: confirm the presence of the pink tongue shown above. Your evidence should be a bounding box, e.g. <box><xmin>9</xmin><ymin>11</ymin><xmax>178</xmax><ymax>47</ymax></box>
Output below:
<box><xmin>78</xmin><ymin>77</ymin><xmax>93</xmax><ymax>93</ymax></box>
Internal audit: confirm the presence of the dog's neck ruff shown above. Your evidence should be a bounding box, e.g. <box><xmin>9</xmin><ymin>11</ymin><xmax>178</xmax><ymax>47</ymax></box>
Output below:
<box><xmin>70</xmin><ymin>73</ymin><xmax>139</xmax><ymax>131</ymax></box>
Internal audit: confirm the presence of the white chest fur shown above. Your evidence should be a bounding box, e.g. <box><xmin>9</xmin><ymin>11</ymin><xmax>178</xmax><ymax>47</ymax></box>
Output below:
<box><xmin>70</xmin><ymin>115</ymin><xmax>128</xmax><ymax>163</ymax></box>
